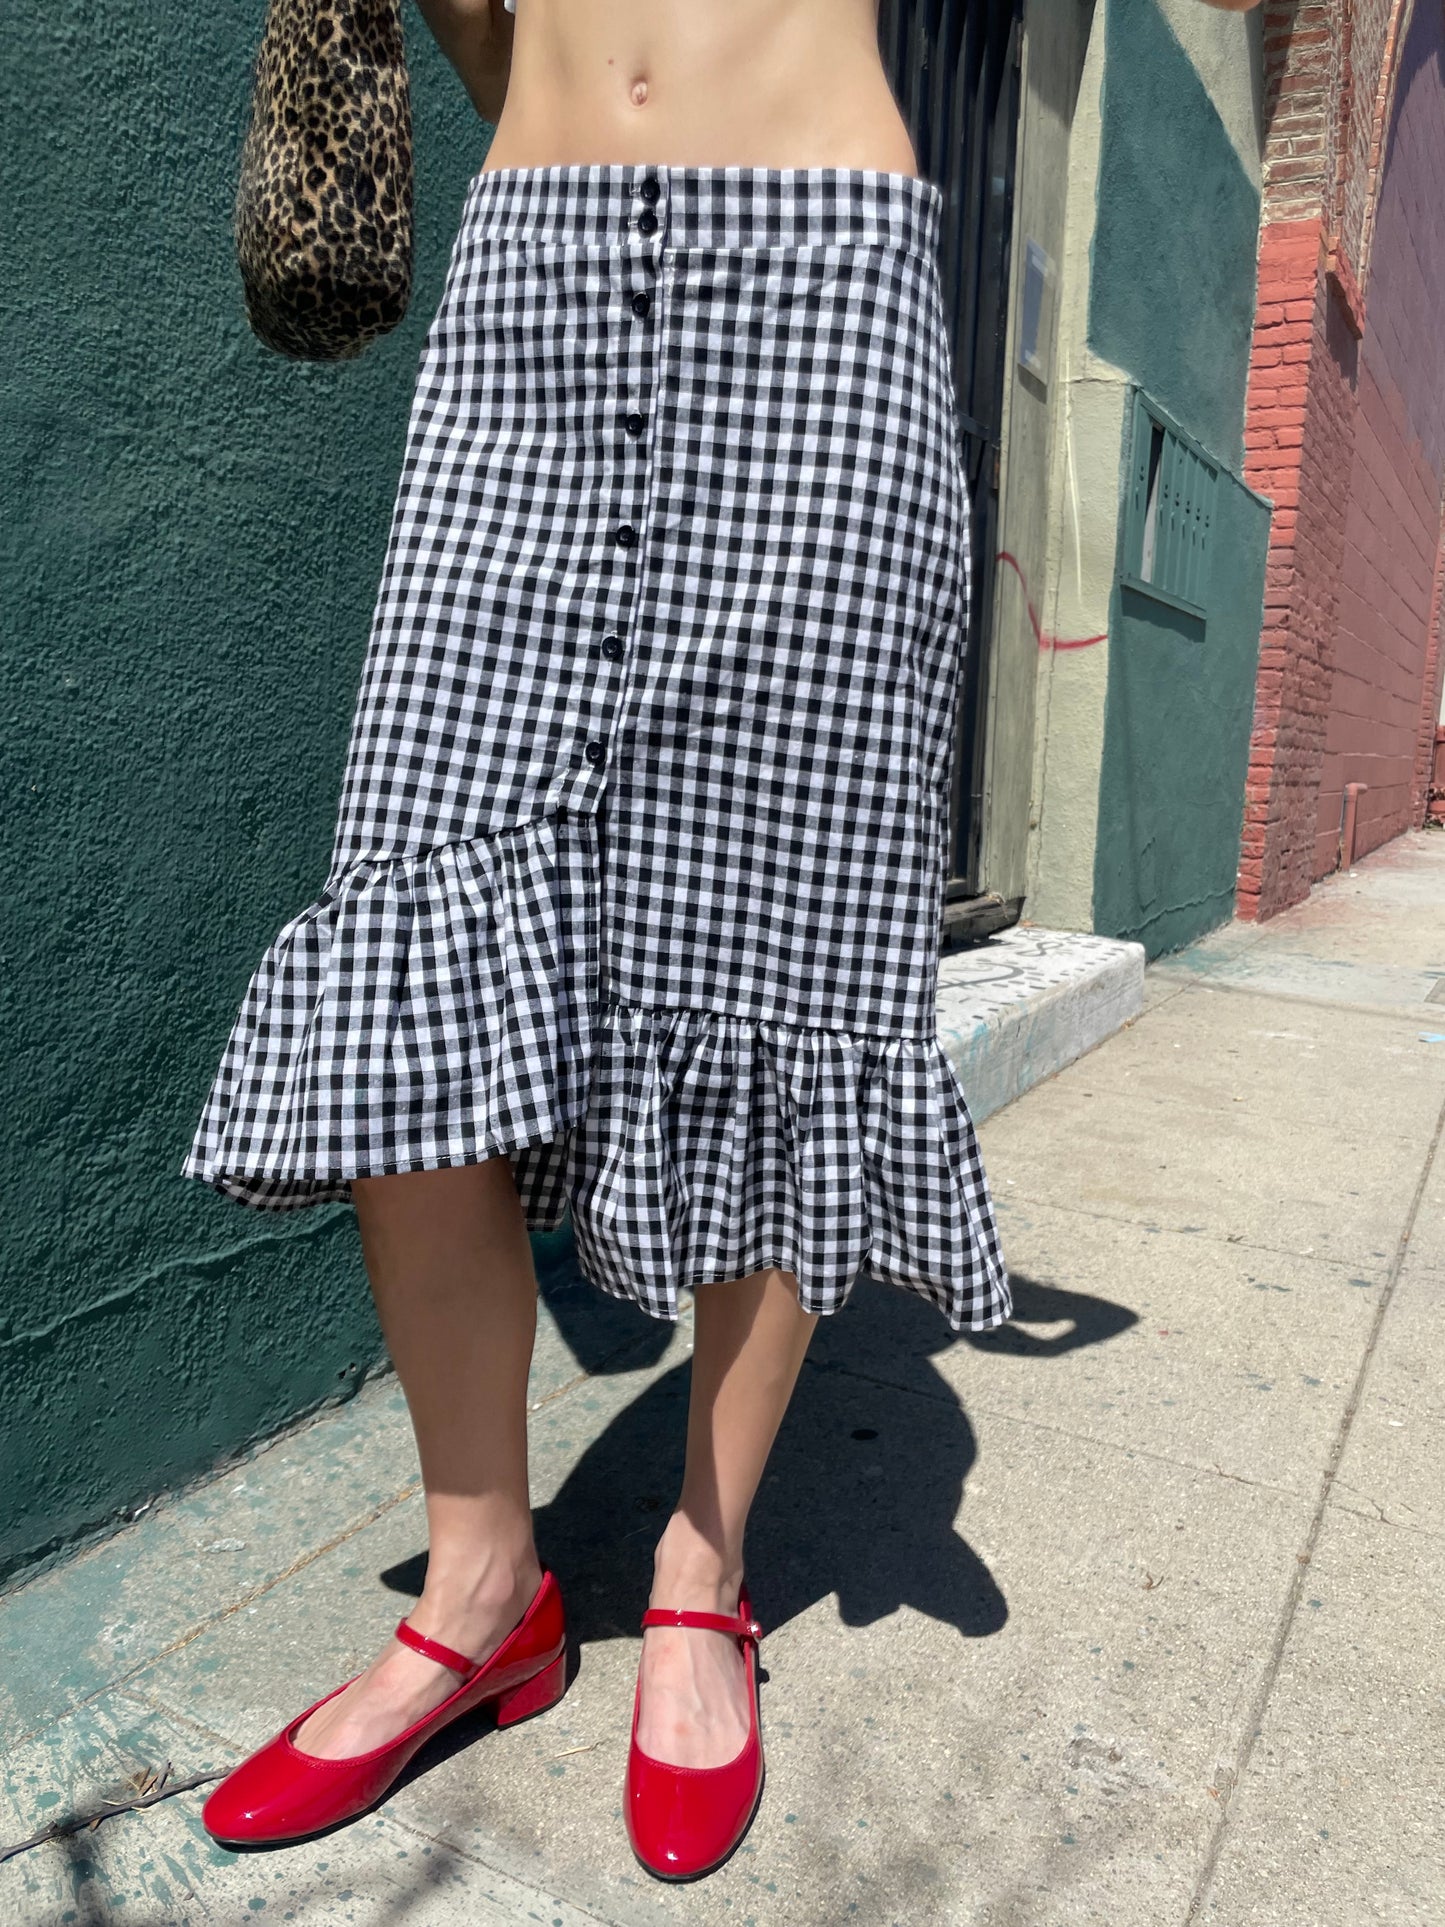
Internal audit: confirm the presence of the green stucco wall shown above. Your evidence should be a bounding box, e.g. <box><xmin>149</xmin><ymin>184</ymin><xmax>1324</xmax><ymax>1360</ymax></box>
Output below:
<box><xmin>0</xmin><ymin>4</ymin><xmax>487</xmax><ymax>1580</ymax></box>
<box><xmin>1090</xmin><ymin>0</ymin><xmax>1262</xmax><ymax>471</ymax></box>
<box><xmin>1087</xmin><ymin>0</ymin><xmax>1269</xmax><ymax>954</ymax></box>
<box><xmin>1093</xmin><ymin>463</ymin><xmax>1271</xmax><ymax>951</ymax></box>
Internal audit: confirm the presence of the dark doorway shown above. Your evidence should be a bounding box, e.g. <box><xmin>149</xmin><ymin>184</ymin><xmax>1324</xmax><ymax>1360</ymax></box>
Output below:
<box><xmin>878</xmin><ymin>0</ymin><xmax>1024</xmax><ymax>921</ymax></box>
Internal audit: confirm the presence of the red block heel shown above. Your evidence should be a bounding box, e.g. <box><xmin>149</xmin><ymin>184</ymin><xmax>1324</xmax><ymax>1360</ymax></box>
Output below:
<box><xmin>495</xmin><ymin>1648</ymin><xmax>567</xmax><ymax>1727</ymax></box>
<box><xmin>201</xmin><ymin>1569</ymin><xmax>567</xmax><ymax>1847</ymax></box>
<box><xmin>624</xmin><ymin>1583</ymin><xmax>766</xmax><ymax>1881</ymax></box>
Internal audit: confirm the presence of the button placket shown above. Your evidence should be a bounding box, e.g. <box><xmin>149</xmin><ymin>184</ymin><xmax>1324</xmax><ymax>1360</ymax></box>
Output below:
<box><xmin>636</xmin><ymin>172</ymin><xmax>662</xmax><ymax>236</ymax></box>
<box><xmin>579</xmin><ymin>171</ymin><xmax>666</xmax><ymax>786</ymax></box>
<box><xmin>623</xmin><ymin>177</ymin><xmax>661</xmax><ymax>458</ymax></box>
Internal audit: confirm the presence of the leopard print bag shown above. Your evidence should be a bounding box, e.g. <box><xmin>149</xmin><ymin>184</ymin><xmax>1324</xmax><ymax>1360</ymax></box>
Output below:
<box><xmin>235</xmin><ymin>0</ymin><xmax>413</xmax><ymax>361</ymax></box>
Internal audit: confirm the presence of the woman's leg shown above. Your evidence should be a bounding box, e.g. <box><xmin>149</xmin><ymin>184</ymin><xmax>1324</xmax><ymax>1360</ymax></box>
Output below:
<box><xmin>294</xmin><ymin>1156</ymin><xmax>543</xmax><ymax>1759</ymax></box>
<box><xmin>637</xmin><ymin>1267</ymin><xmax>818</xmax><ymax>1769</ymax></box>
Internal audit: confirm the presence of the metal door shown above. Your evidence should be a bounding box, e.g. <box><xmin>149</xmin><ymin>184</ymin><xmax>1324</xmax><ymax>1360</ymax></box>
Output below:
<box><xmin>878</xmin><ymin>0</ymin><xmax>1024</xmax><ymax>912</ymax></box>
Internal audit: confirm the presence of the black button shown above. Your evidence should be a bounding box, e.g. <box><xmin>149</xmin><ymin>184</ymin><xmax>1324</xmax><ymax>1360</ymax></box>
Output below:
<box><xmin>625</xmin><ymin>412</ymin><xmax>644</xmax><ymax>438</ymax></box>
<box><xmin>640</xmin><ymin>176</ymin><xmax>661</xmax><ymax>204</ymax></box>
<box><xmin>600</xmin><ymin>635</ymin><xmax>625</xmax><ymax>661</ymax></box>
<box><xmin>631</xmin><ymin>291</ymin><xmax>651</xmax><ymax>318</ymax></box>
<box><xmin>638</xmin><ymin>209</ymin><xmax>659</xmax><ymax>236</ymax></box>
<box><xmin>584</xmin><ymin>740</ymin><xmax>607</xmax><ymax>767</ymax></box>
<box><xmin>615</xmin><ymin>523</ymin><xmax>637</xmax><ymax>548</ymax></box>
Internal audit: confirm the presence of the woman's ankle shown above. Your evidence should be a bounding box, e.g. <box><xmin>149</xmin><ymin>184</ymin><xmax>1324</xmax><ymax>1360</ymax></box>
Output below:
<box><xmin>414</xmin><ymin>1538</ymin><xmax>543</xmax><ymax>1639</ymax></box>
<box><xmin>650</xmin><ymin>1512</ymin><xmax>744</xmax><ymax>1612</ymax></box>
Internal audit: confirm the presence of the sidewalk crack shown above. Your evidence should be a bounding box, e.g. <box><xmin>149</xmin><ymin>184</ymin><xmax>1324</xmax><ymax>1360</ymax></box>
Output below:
<box><xmin>1184</xmin><ymin>1089</ymin><xmax>1445</xmax><ymax>1923</ymax></box>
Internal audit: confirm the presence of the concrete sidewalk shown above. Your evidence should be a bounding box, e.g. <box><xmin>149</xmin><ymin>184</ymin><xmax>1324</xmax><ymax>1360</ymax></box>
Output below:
<box><xmin>3</xmin><ymin>830</ymin><xmax>1442</xmax><ymax>1927</ymax></box>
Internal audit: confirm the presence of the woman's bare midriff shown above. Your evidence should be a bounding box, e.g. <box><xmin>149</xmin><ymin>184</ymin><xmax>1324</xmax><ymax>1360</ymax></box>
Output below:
<box><xmin>477</xmin><ymin>0</ymin><xmax>920</xmax><ymax>178</ymax></box>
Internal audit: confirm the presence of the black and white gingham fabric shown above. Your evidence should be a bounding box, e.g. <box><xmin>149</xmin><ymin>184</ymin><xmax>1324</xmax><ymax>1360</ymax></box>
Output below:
<box><xmin>183</xmin><ymin>163</ymin><xmax>1011</xmax><ymax>1333</ymax></box>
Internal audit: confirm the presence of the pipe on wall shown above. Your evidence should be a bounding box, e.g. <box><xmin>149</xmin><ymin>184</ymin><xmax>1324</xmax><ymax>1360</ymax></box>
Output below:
<box><xmin>1340</xmin><ymin>781</ymin><xmax>1366</xmax><ymax>867</ymax></box>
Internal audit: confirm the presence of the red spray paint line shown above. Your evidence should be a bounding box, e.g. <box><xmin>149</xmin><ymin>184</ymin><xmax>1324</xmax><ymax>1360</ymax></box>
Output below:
<box><xmin>996</xmin><ymin>551</ymin><xmax>1108</xmax><ymax>652</ymax></box>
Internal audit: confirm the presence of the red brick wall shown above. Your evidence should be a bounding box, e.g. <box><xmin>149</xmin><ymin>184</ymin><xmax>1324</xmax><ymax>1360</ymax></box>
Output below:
<box><xmin>1258</xmin><ymin>1</ymin><xmax>1345</xmax><ymax>226</ymax></box>
<box><xmin>1239</xmin><ymin>0</ymin><xmax>1445</xmax><ymax>916</ymax></box>
<box><xmin>1239</xmin><ymin>4</ymin><xmax>1353</xmax><ymax>916</ymax></box>
<box><xmin>1315</xmin><ymin>354</ymin><xmax>1440</xmax><ymax>870</ymax></box>
<box><xmin>1318</xmin><ymin>0</ymin><xmax>1445</xmax><ymax>869</ymax></box>
<box><xmin>1337</xmin><ymin>0</ymin><xmax>1398</xmax><ymax>270</ymax></box>
<box><xmin>1239</xmin><ymin>221</ymin><xmax>1357</xmax><ymax>916</ymax></box>
<box><xmin>1355</xmin><ymin>0</ymin><xmax>1414</xmax><ymax>284</ymax></box>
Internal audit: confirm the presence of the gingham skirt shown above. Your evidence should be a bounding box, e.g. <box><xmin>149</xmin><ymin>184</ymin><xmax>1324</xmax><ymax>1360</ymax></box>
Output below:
<box><xmin>182</xmin><ymin>163</ymin><xmax>1011</xmax><ymax>1332</ymax></box>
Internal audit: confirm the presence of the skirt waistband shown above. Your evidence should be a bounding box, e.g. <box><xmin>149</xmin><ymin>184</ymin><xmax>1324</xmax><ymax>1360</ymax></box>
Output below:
<box><xmin>460</xmin><ymin>163</ymin><xmax>942</xmax><ymax>256</ymax></box>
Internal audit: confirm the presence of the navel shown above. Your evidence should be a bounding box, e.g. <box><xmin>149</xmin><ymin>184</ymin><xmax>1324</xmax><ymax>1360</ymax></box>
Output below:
<box><xmin>630</xmin><ymin>74</ymin><xmax>650</xmax><ymax>107</ymax></box>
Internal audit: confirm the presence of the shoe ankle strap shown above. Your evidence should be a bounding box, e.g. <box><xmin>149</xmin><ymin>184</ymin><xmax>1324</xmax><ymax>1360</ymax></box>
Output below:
<box><xmin>394</xmin><ymin>1618</ymin><xmax>482</xmax><ymax>1676</ymax></box>
<box><xmin>641</xmin><ymin>1606</ymin><xmax>763</xmax><ymax>1643</ymax></box>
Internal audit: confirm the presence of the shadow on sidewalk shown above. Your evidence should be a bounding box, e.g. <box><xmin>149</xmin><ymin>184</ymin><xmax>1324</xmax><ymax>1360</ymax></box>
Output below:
<box><xmin>381</xmin><ymin>1236</ymin><xmax>1136</xmax><ymax>1658</ymax></box>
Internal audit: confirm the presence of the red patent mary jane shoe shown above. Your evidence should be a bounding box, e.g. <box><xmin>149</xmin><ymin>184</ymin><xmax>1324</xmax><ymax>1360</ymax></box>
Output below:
<box><xmin>624</xmin><ymin>1584</ymin><xmax>766</xmax><ymax>1881</ymax></box>
<box><xmin>202</xmin><ymin>1569</ymin><xmax>567</xmax><ymax>1847</ymax></box>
